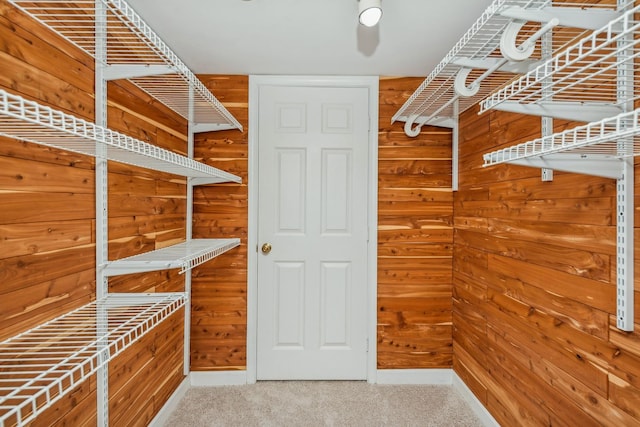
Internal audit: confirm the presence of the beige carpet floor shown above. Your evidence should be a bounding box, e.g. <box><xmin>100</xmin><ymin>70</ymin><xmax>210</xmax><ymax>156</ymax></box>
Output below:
<box><xmin>163</xmin><ymin>381</ymin><xmax>484</xmax><ymax>427</ymax></box>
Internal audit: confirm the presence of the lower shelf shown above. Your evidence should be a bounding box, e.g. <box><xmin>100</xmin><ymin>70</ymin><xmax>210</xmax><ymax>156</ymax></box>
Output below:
<box><xmin>0</xmin><ymin>293</ymin><xmax>186</xmax><ymax>426</ymax></box>
<box><xmin>103</xmin><ymin>238</ymin><xmax>241</xmax><ymax>276</ymax></box>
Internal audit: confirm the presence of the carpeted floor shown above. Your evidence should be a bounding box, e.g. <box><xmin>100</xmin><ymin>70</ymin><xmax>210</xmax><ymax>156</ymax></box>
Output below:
<box><xmin>163</xmin><ymin>381</ymin><xmax>484</xmax><ymax>427</ymax></box>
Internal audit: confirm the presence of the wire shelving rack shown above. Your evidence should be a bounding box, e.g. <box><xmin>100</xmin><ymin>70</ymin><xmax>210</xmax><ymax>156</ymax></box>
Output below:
<box><xmin>0</xmin><ymin>293</ymin><xmax>185</xmax><ymax>427</ymax></box>
<box><xmin>8</xmin><ymin>0</ymin><xmax>242</xmax><ymax>131</ymax></box>
<box><xmin>392</xmin><ymin>0</ymin><xmax>623</xmax><ymax>135</ymax></box>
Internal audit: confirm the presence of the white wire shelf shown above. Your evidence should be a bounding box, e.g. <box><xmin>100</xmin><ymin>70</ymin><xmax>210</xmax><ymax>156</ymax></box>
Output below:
<box><xmin>483</xmin><ymin>107</ymin><xmax>640</xmax><ymax>178</ymax></box>
<box><xmin>8</xmin><ymin>0</ymin><xmax>242</xmax><ymax>131</ymax></box>
<box><xmin>0</xmin><ymin>89</ymin><xmax>241</xmax><ymax>185</ymax></box>
<box><xmin>392</xmin><ymin>0</ymin><xmax>623</xmax><ymax>133</ymax></box>
<box><xmin>103</xmin><ymin>238</ymin><xmax>241</xmax><ymax>276</ymax></box>
<box><xmin>479</xmin><ymin>4</ymin><xmax>640</xmax><ymax>121</ymax></box>
<box><xmin>0</xmin><ymin>293</ymin><xmax>185</xmax><ymax>427</ymax></box>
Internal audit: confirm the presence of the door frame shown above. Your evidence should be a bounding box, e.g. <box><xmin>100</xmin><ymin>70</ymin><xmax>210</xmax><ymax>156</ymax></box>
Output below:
<box><xmin>247</xmin><ymin>75</ymin><xmax>378</xmax><ymax>383</ymax></box>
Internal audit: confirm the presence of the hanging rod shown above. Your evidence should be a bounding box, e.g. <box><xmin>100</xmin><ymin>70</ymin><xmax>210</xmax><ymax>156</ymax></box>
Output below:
<box><xmin>392</xmin><ymin>0</ymin><xmax>624</xmax><ymax>136</ymax></box>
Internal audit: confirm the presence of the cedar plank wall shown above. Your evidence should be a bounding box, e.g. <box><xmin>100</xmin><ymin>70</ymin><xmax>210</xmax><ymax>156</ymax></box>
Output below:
<box><xmin>454</xmin><ymin>105</ymin><xmax>640</xmax><ymax>425</ymax></box>
<box><xmin>190</xmin><ymin>76</ymin><xmax>455</xmax><ymax>371</ymax></box>
<box><xmin>192</xmin><ymin>75</ymin><xmax>248</xmax><ymax>370</ymax></box>
<box><xmin>377</xmin><ymin>77</ymin><xmax>454</xmax><ymax>368</ymax></box>
<box><xmin>0</xmin><ymin>1</ymin><xmax>187</xmax><ymax>425</ymax></box>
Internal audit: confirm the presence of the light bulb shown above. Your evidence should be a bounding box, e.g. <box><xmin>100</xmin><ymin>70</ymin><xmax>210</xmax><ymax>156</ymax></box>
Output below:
<box><xmin>358</xmin><ymin>0</ymin><xmax>382</xmax><ymax>27</ymax></box>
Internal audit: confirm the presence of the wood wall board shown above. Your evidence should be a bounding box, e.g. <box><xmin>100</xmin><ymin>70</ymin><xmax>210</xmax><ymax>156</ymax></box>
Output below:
<box><xmin>108</xmin><ymin>214</ymin><xmax>186</xmax><ymax>241</ymax></box>
<box><xmin>109</xmin><ymin>311</ymin><xmax>185</xmax><ymax>427</ymax></box>
<box><xmin>108</xmin><ymin>270</ymin><xmax>183</xmax><ymax>294</ymax></box>
<box><xmin>0</xmin><ymin>192</ymin><xmax>95</xmax><ymax>224</ymax></box>
<box><xmin>377</xmin><ymin>130</ymin><xmax>452</xmax><ymax>147</ymax></box>
<box><xmin>488</xmin><ymin>266</ymin><xmax>611</xmax><ymax>340</ymax></box>
<box><xmin>0</xmin><ymin>137</ymin><xmax>94</xmax><ymax>171</ymax></box>
<box><xmin>608</xmin><ymin>374</ymin><xmax>640</xmax><ymax>420</ymax></box>
<box><xmin>108</xmin><ymin>193</ymin><xmax>186</xmax><ymax>218</ymax></box>
<box><xmin>488</xmin><ymin>173</ymin><xmax>616</xmax><ymax>201</ymax></box>
<box><xmin>456</xmin><ymin>228</ymin><xmax>611</xmax><ymax>281</ymax></box>
<box><xmin>0</xmin><ymin>244</ymin><xmax>95</xmax><ymax>294</ymax></box>
<box><xmin>377</xmin><ymin>77</ymin><xmax>454</xmax><ymax>369</ymax></box>
<box><xmin>0</xmin><ymin>220</ymin><xmax>92</xmax><ymax>258</ymax></box>
<box><xmin>0</xmin><ymin>155</ymin><xmax>94</xmax><ymax>194</ymax></box>
<box><xmin>456</xmin><ymin>215</ymin><xmax>617</xmax><ymax>256</ymax></box>
<box><xmin>452</xmin><ymin>351</ymin><xmax>488</xmax><ymax>407</ymax></box>
<box><xmin>454</xmin><ymin>195</ymin><xmax>614</xmax><ymax>226</ymax></box>
<box><xmin>378</xmin><ymin>145</ymin><xmax>452</xmax><ymax>160</ymax></box>
<box><xmin>28</xmin><ymin>378</ymin><xmax>97</xmax><ymax>427</ymax></box>
<box><xmin>0</xmin><ymin>49</ymin><xmax>94</xmax><ymax>120</ymax></box>
<box><xmin>453</xmin><ymin>96</ymin><xmax>640</xmax><ymax>425</ymax></box>
<box><xmin>190</xmin><ymin>342</ymin><xmax>246</xmax><ymax>371</ymax></box>
<box><xmin>487</xmin><ymin>253</ymin><xmax>617</xmax><ymax>313</ymax></box>
<box><xmin>0</xmin><ymin>289</ymin><xmax>93</xmax><ymax>343</ymax></box>
<box><xmin>106</xmin><ymin>80</ymin><xmax>187</xmax><ymax>142</ymax></box>
<box><xmin>377</xmin><ymin>243</ymin><xmax>453</xmax><ymax>258</ymax></box>
<box><xmin>191</xmin><ymin>75</ymin><xmax>248</xmax><ymax>371</ymax></box>
<box><xmin>1</xmin><ymin>268</ymin><xmax>93</xmax><ymax>331</ymax></box>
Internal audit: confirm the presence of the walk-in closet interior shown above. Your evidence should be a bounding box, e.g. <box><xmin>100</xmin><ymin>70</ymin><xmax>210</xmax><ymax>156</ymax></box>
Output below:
<box><xmin>0</xmin><ymin>0</ymin><xmax>639</xmax><ymax>425</ymax></box>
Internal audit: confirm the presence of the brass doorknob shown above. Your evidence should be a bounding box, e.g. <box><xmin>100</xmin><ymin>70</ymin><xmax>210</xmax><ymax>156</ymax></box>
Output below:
<box><xmin>261</xmin><ymin>243</ymin><xmax>272</xmax><ymax>254</ymax></box>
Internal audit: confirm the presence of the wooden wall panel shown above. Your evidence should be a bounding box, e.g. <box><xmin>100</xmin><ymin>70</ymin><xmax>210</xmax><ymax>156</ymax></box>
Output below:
<box><xmin>454</xmin><ymin>103</ymin><xmax>640</xmax><ymax>425</ymax></box>
<box><xmin>192</xmin><ymin>75</ymin><xmax>248</xmax><ymax>370</ymax></box>
<box><xmin>377</xmin><ymin>77</ymin><xmax>454</xmax><ymax>369</ymax></box>
<box><xmin>190</xmin><ymin>76</ymin><xmax>455</xmax><ymax>372</ymax></box>
<box><xmin>0</xmin><ymin>1</ymin><xmax>188</xmax><ymax>424</ymax></box>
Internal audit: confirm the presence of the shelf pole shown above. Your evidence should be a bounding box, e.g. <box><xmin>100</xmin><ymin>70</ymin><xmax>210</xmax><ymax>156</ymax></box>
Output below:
<box><xmin>616</xmin><ymin>0</ymin><xmax>634</xmax><ymax>331</ymax></box>
<box><xmin>541</xmin><ymin>24</ymin><xmax>554</xmax><ymax>182</ymax></box>
<box><xmin>95</xmin><ymin>0</ymin><xmax>110</xmax><ymax>424</ymax></box>
<box><xmin>452</xmin><ymin>99</ymin><xmax>459</xmax><ymax>191</ymax></box>
<box><xmin>184</xmin><ymin>86</ymin><xmax>194</xmax><ymax>375</ymax></box>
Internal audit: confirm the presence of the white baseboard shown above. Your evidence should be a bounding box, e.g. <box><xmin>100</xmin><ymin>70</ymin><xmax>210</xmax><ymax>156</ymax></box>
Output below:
<box><xmin>190</xmin><ymin>370</ymin><xmax>248</xmax><ymax>387</ymax></box>
<box><xmin>452</xmin><ymin>372</ymin><xmax>499</xmax><ymax>427</ymax></box>
<box><xmin>375</xmin><ymin>369</ymin><xmax>453</xmax><ymax>385</ymax></box>
<box><xmin>148</xmin><ymin>376</ymin><xmax>190</xmax><ymax>427</ymax></box>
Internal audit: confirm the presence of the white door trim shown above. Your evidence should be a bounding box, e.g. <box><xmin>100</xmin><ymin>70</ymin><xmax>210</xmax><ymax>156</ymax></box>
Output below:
<box><xmin>247</xmin><ymin>75</ymin><xmax>378</xmax><ymax>383</ymax></box>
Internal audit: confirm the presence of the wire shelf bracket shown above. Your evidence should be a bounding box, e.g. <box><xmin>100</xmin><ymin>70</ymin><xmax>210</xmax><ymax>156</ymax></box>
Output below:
<box><xmin>0</xmin><ymin>293</ymin><xmax>186</xmax><ymax>427</ymax></box>
<box><xmin>103</xmin><ymin>238</ymin><xmax>241</xmax><ymax>276</ymax></box>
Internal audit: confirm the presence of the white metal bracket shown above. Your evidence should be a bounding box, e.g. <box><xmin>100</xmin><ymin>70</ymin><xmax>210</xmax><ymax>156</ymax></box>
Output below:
<box><xmin>452</xmin><ymin>57</ymin><xmax>542</xmax><ymax>74</ymax></box>
<box><xmin>616</xmin><ymin>159</ymin><xmax>634</xmax><ymax>330</ymax></box>
<box><xmin>499</xmin><ymin>6</ymin><xmax>620</xmax><ymax>31</ymax></box>
<box><xmin>103</xmin><ymin>64</ymin><xmax>176</xmax><ymax>81</ymax></box>
<box><xmin>491</xmin><ymin>101</ymin><xmax>623</xmax><ymax>123</ymax></box>
<box><xmin>502</xmin><ymin>154</ymin><xmax>623</xmax><ymax>179</ymax></box>
<box><xmin>192</xmin><ymin>123</ymin><xmax>238</xmax><ymax>133</ymax></box>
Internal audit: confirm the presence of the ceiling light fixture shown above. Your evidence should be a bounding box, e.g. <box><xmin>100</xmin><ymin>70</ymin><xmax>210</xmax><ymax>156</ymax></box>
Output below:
<box><xmin>358</xmin><ymin>0</ymin><xmax>382</xmax><ymax>27</ymax></box>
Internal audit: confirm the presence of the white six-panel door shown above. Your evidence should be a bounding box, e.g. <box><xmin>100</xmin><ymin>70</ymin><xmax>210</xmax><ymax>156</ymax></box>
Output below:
<box><xmin>256</xmin><ymin>84</ymin><xmax>370</xmax><ymax>380</ymax></box>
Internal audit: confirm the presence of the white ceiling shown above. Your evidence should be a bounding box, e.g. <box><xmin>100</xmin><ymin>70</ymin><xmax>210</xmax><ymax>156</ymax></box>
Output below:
<box><xmin>125</xmin><ymin>0</ymin><xmax>494</xmax><ymax>76</ymax></box>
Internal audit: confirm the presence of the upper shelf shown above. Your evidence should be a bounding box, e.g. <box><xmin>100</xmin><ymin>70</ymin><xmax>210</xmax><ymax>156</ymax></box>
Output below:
<box><xmin>103</xmin><ymin>238</ymin><xmax>241</xmax><ymax>276</ymax></box>
<box><xmin>480</xmin><ymin>3</ymin><xmax>640</xmax><ymax>122</ymax></box>
<box><xmin>0</xmin><ymin>293</ymin><xmax>185</xmax><ymax>427</ymax></box>
<box><xmin>0</xmin><ymin>89</ymin><xmax>241</xmax><ymax>184</ymax></box>
<box><xmin>8</xmin><ymin>0</ymin><xmax>242</xmax><ymax>131</ymax></box>
<box><xmin>483</xmin><ymin>107</ymin><xmax>640</xmax><ymax>179</ymax></box>
<box><xmin>392</xmin><ymin>0</ymin><xmax>624</xmax><ymax>134</ymax></box>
